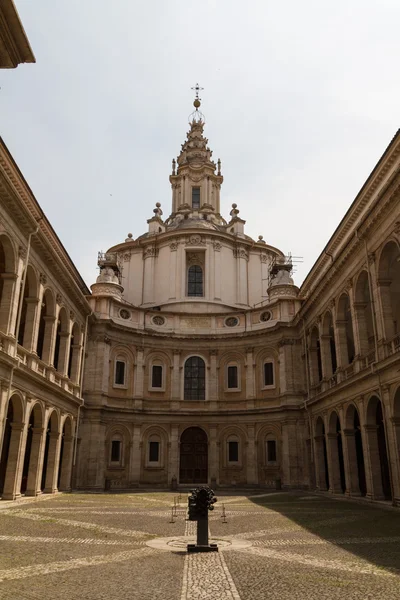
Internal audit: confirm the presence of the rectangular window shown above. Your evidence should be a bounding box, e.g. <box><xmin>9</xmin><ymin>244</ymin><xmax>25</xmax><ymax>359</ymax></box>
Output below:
<box><xmin>111</xmin><ymin>440</ymin><xmax>121</xmax><ymax>462</ymax></box>
<box><xmin>149</xmin><ymin>441</ymin><xmax>159</xmax><ymax>462</ymax></box>
<box><xmin>228</xmin><ymin>441</ymin><xmax>239</xmax><ymax>462</ymax></box>
<box><xmin>227</xmin><ymin>365</ymin><xmax>238</xmax><ymax>389</ymax></box>
<box><xmin>115</xmin><ymin>360</ymin><xmax>126</xmax><ymax>385</ymax></box>
<box><xmin>192</xmin><ymin>187</ymin><xmax>200</xmax><ymax>209</ymax></box>
<box><xmin>152</xmin><ymin>365</ymin><xmax>163</xmax><ymax>388</ymax></box>
<box><xmin>267</xmin><ymin>440</ymin><xmax>277</xmax><ymax>462</ymax></box>
<box><xmin>264</xmin><ymin>362</ymin><xmax>274</xmax><ymax>386</ymax></box>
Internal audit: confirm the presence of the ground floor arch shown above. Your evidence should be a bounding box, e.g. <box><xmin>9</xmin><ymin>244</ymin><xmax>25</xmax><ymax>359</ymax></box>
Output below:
<box><xmin>179</xmin><ymin>427</ymin><xmax>208</xmax><ymax>484</ymax></box>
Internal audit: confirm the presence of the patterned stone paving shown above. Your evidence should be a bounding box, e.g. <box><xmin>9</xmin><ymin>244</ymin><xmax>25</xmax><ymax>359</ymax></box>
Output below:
<box><xmin>0</xmin><ymin>490</ymin><xmax>400</xmax><ymax>599</ymax></box>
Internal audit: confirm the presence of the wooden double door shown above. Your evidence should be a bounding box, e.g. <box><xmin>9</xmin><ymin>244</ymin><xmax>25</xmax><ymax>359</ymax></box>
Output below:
<box><xmin>179</xmin><ymin>427</ymin><xmax>208</xmax><ymax>484</ymax></box>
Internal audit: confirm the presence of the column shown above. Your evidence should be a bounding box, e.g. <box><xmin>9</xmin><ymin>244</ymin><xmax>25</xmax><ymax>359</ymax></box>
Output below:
<box><xmin>342</xmin><ymin>429</ymin><xmax>361</xmax><ymax>496</ymax></box>
<box><xmin>25</xmin><ymin>426</ymin><xmax>45</xmax><ymax>496</ymax></box>
<box><xmin>43</xmin><ymin>431</ymin><xmax>62</xmax><ymax>493</ymax></box>
<box><xmin>41</xmin><ymin>316</ymin><xmax>57</xmax><ymax>365</ymax></box>
<box><xmin>214</xmin><ymin>243</ymin><xmax>221</xmax><ymax>300</ymax></box>
<box><xmin>2</xmin><ymin>422</ymin><xmax>26</xmax><ymax>500</ymax></box>
<box><xmin>314</xmin><ymin>435</ymin><xmax>328</xmax><ymax>491</ymax></box>
<box><xmin>209</xmin><ymin>350</ymin><xmax>218</xmax><ymax>409</ymax></box>
<box><xmin>168</xmin><ymin>424</ymin><xmax>179</xmax><ymax>485</ymax></box>
<box><xmin>353</xmin><ymin>302</ymin><xmax>369</xmax><ymax>356</ymax></box>
<box><xmin>0</xmin><ymin>273</ymin><xmax>17</xmax><ymax>334</ymax></box>
<box><xmin>58</xmin><ymin>434</ymin><xmax>74</xmax><ymax>491</ymax></box>
<box><xmin>377</xmin><ymin>281</ymin><xmax>394</xmax><ymax>340</ymax></box>
<box><xmin>326</xmin><ymin>432</ymin><xmax>342</xmax><ymax>493</ymax></box>
<box><xmin>335</xmin><ymin>319</ymin><xmax>348</xmax><ymax>369</ymax></box>
<box><xmin>134</xmin><ymin>348</ymin><xmax>144</xmax><ymax>409</ymax></box>
<box><xmin>169</xmin><ymin>243</ymin><xmax>178</xmax><ymax>300</ymax></box>
<box><xmin>143</xmin><ymin>249</ymin><xmax>156</xmax><ymax>305</ymax></box>
<box><xmin>69</xmin><ymin>342</ymin><xmax>83</xmax><ymax>384</ymax></box>
<box><xmin>57</xmin><ymin>331</ymin><xmax>71</xmax><ymax>376</ymax></box>
<box><xmin>171</xmin><ymin>349</ymin><xmax>181</xmax><ymax>408</ymax></box>
<box><xmin>320</xmin><ymin>334</ymin><xmax>333</xmax><ymax>379</ymax></box>
<box><xmin>363</xmin><ymin>424</ymin><xmax>384</xmax><ymax>500</ymax></box>
<box><xmin>22</xmin><ymin>297</ymin><xmax>40</xmax><ymax>351</ymax></box>
<box><xmin>209</xmin><ymin>425</ymin><xmax>218</xmax><ymax>486</ymax></box>
<box><xmin>235</xmin><ymin>248</ymin><xmax>248</xmax><ymax>305</ymax></box>
<box><xmin>246</xmin><ymin>425</ymin><xmax>257</xmax><ymax>485</ymax></box>
<box><xmin>391</xmin><ymin>417</ymin><xmax>400</xmax><ymax>506</ymax></box>
<box><xmin>281</xmin><ymin>420</ymin><xmax>299</xmax><ymax>488</ymax></box>
<box><xmin>382</xmin><ymin>391</ymin><xmax>400</xmax><ymax>503</ymax></box>
<box><xmin>245</xmin><ymin>347</ymin><xmax>255</xmax><ymax>405</ymax></box>
<box><xmin>129</xmin><ymin>424</ymin><xmax>141</xmax><ymax>485</ymax></box>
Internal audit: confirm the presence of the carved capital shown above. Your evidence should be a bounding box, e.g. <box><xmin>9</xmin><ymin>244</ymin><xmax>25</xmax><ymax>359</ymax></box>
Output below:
<box><xmin>56</xmin><ymin>293</ymin><xmax>62</xmax><ymax>305</ymax></box>
<box><xmin>18</xmin><ymin>246</ymin><xmax>27</xmax><ymax>260</ymax></box>
<box><xmin>39</xmin><ymin>273</ymin><xmax>47</xmax><ymax>285</ymax></box>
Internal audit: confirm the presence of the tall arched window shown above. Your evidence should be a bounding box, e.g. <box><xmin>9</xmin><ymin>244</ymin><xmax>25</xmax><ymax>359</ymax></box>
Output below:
<box><xmin>184</xmin><ymin>356</ymin><xmax>206</xmax><ymax>400</ymax></box>
<box><xmin>188</xmin><ymin>265</ymin><xmax>203</xmax><ymax>297</ymax></box>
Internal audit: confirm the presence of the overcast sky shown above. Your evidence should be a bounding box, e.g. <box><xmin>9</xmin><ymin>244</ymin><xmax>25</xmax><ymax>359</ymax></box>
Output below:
<box><xmin>1</xmin><ymin>0</ymin><xmax>399</xmax><ymax>289</ymax></box>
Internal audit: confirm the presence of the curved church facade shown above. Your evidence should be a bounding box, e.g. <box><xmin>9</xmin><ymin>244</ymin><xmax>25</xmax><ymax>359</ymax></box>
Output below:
<box><xmin>1</xmin><ymin>93</ymin><xmax>400</xmax><ymax>505</ymax></box>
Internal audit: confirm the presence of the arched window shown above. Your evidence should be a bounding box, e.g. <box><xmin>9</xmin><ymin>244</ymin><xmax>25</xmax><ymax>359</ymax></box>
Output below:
<box><xmin>188</xmin><ymin>265</ymin><xmax>203</xmax><ymax>297</ymax></box>
<box><xmin>184</xmin><ymin>356</ymin><xmax>206</xmax><ymax>400</ymax></box>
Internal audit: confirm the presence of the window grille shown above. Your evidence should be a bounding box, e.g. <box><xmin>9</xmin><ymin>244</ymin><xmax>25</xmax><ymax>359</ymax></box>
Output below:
<box><xmin>152</xmin><ymin>365</ymin><xmax>163</xmax><ymax>388</ymax></box>
<box><xmin>264</xmin><ymin>362</ymin><xmax>274</xmax><ymax>386</ymax></box>
<box><xmin>227</xmin><ymin>365</ymin><xmax>238</xmax><ymax>389</ymax></box>
<box><xmin>188</xmin><ymin>265</ymin><xmax>203</xmax><ymax>297</ymax></box>
<box><xmin>184</xmin><ymin>356</ymin><xmax>206</xmax><ymax>400</ymax></box>
<box><xmin>115</xmin><ymin>360</ymin><xmax>126</xmax><ymax>385</ymax></box>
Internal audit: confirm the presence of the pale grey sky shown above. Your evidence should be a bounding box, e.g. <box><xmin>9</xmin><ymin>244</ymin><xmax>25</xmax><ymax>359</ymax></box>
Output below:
<box><xmin>1</xmin><ymin>0</ymin><xmax>399</xmax><ymax>288</ymax></box>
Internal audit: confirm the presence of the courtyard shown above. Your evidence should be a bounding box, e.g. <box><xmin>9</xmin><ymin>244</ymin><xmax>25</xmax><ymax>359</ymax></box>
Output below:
<box><xmin>0</xmin><ymin>491</ymin><xmax>399</xmax><ymax>599</ymax></box>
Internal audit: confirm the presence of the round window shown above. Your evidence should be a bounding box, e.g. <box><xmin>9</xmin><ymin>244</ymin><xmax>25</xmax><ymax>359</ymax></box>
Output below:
<box><xmin>260</xmin><ymin>311</ymin><xmax>272</xmax><ymax>322</ymax></box>
<box><xmin>152</xmin><ymin>315</ymin><xmax>166</xmax><ymax>326</ymax></box>
<box><xmin>225</xmin><ymin>316</ymin><xmax>239</xmax><ymax>327</ymax></box>
<box><xmin>119</xmin><ymin>309</ymin><xmax>131</xmax><ymax>320</ymax></box>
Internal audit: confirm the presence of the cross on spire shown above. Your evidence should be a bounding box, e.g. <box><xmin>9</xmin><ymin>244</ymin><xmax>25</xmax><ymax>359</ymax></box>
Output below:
<box><xmin>191</xmin><ymin>83</ymin><xmax>204</xmax><ymax>101</ymax></box>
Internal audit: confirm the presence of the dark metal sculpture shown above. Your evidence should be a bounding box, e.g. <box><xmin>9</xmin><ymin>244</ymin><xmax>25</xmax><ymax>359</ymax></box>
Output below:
<box><xmin>187</xmin><ymin>486</ymin><xmax>218</xmax><ymax>552</ymax></box>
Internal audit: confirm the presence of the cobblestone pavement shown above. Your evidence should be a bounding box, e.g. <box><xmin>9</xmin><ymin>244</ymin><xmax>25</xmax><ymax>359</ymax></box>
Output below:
<box><xmin>1</xmin><ymin>491</ymin><xmax>400</xmax><ymax>598</ymax></box>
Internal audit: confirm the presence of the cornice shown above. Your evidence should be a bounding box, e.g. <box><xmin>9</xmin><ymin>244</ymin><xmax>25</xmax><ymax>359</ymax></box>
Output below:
<box><xmin>0</xmin><ymin>1</ymin><xmax>35</xmax><ymax>68</ymax></box>
<box><xmin>299</xmin><ymin>158</ymin><xmax>400</xmax><ymax>318</ymax></box>
<box><xmin>107</xmin><ymin>228</ymin><xmax>284</xmax><ymax>259</ymax></box>
<box><xmin>0</xmin><ymin>139</ymin><xmax>91</xmax><ymax>316</ymax></box>
<box><xmin>300</xmin><ymin>130</ymin><xmax>400</xmax><ymax>301</ymax></box>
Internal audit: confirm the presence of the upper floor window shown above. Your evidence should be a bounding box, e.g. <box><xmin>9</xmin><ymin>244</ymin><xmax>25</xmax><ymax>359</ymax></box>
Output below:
<box><xmin>151</xmin><ymin>365</ymin><xmax>163</xmax><ymax>388</ymax></box>
<box><xmin>114</xmin><ymin>360</ymin><xmax>126</xmax><ymax>386</ymax></box>
<box><xmin>188</xmin><ymin>265</ymin><xmax>203</xmax><ymax>297</ymax></box>
<box><xmin>192</xmin><ymin>187</ymin><xmax>200</xmax><ymax>209</ymax></box>
<box><xmin>227</xmin><ymin>365</ymin><xmax>238</xmax><ymax>389</ymax></box>
<box><xmin>263</xmin><ymin>361</ymin><xmax>274</xmax><ymax>387</ymax></box>
<box><xmin>184</xmin><ymin>356</ymin><xmax>205</xmax><ymax>400</ymax></box>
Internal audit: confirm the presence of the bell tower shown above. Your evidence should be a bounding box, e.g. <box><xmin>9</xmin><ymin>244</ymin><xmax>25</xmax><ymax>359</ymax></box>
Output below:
<box><xmin>169</xmin><ymin>85</ymin><xmax>223</xmax><ymax>216</ymax></box>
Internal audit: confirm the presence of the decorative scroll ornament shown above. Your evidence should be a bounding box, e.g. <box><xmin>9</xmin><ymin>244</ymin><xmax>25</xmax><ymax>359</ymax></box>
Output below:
<box><xmin>143</xmin><ymin>246</ymin><xmax>158</xmax><ymax>259</ymax></box>
<box><xmin>233</xmin><ymin>247</ymin><xmax>249</xmax><ymax>261</ymax></box>
<box><xmin>213</xmin><ymin>241</ymin><xmax>222</xmax><ymax>252</ymax></box>
<box><xmin>169</xmin><ymin>242</ymin><xmax>179</xmax><ymax>252</ymax></box>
